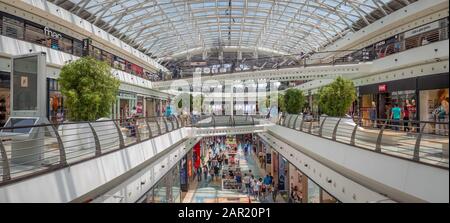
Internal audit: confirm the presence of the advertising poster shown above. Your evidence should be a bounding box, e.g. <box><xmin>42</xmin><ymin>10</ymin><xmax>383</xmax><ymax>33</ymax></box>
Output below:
<box><xmin>193</xmin><ymin>143</ymin><xmax>201</xmax><ymax>169</ymax></box>
<box><xmin>278</xmin><ymin>156</ymin><xmax>287</xmax><ymax>191</ymax></box>
<box><xmin>180</xmin><ymin>155</ymin><xmax>188</xmax><ymax>191</ymax></box>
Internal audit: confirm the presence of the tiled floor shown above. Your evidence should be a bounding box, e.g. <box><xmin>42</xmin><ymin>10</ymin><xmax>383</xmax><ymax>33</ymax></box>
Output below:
<box><xmin>183</xmin><ymin>145</ymin><xmax>284</xmax><ymax>203</ymax></box>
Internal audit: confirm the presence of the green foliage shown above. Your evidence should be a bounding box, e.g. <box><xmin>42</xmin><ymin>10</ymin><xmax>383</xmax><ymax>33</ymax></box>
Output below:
<box><xmin>318</xmin><ymin>77</ymin><xmax>356</xmax><ymax>117</ymax></box>
<box><xmin>176</xmin><ymin>93</ymin><xmax>193</xmax><ymax>112</ymax></box>
<box><xmin>278</xmin><ymin>93</ymin><xmax>286</xmax><ymax>112</ymax></box>
<box><xmin>284</xmin><ymin>88</ymin><xmax>306</xmax><ymax>114</ymax></box>
<box><xmin>58</xmin><ymin>57</ymin><xmax>120</xmax><ymax>121</ymax></box>
<box><xmin>264</xmin><ymin>93</ymin><xmax>285</xmax><ymax>112</ymax></box>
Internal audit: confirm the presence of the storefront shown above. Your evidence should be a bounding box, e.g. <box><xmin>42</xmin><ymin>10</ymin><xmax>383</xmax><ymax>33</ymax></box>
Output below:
<box><xmin>136</xmin><ymin>95</ymin><xmax>144</xmax><ymax>117</ymax></box>
<box><xmin>145</xmin><ymin>97</ymin><xmax>157</xmax><ymax>117</ymax></box>
<box><xmin>358</xmin><ymin>73</ymin><xmax>449</xmax><ymax>122</ymax></box>
<box><xmin>47</xmin><ymin>78</ymin><xmax>64</xmax><ymax>123</ymax></box>
<box><xmin>288</xmin><ymin>163</ymin><xmax>338</xmax><ymax>203</ymax></box>
<box><xmin>113</xmin><ymin>91</ymin><xmax>137</xmax><ymax>121</ymax></box>
<box><xmin>143</xmin><ymin>164</ymin><xmax>181</xmax><ymax>203</ymax></box>
<box><xmin>0</xmin><ymin>71</ymin><xmax>10</xmax><ymax>126</ymax></box>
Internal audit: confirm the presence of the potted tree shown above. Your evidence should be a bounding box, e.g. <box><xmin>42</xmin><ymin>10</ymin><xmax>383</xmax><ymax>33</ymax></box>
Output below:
<box><xmin>283</xmin><ymin>89</ymin><xmax>306</xmax><ymax>127</ymax></box>
<box><xmin>58</xmin><ymin>57</ymin><xmax>120</xmax><ymax>152</ymax></box>
<box><xmin>317</xmin><ymin>77</ymin><xmax>357</xmax><ymax>137</ymax></box>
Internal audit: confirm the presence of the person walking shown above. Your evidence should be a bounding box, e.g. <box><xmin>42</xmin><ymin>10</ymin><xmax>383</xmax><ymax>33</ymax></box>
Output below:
<box><xmin>390</xmin><ymin>103</ymin><xmax>402</xmax><ymax>131</ymax></box>
<box><xmin>437</xmin><ymin>98</ymin><xmax>449</xmax><ymax>135</ymax></box>
<box><xmin>203</xmin><ymin>165</ymin><xmax>208</xmax><ymax>182</ymax></box>
<box><xmin>196</xmin><ymin>167</ymin><xmax>202</xmax><ymax>182</ymax></box>
<box><xmin>243</xmin><ymin>173</ymin><xmax>251</xmax><ymax>195</ymax></box>
<box><xmin>213</xmin><ymin>165</ymin><xmax>220</xmax><ymax>182</ymax></box>
<box><xmin>209</xmin><ymin>166</ymin><xmax>215</xmax><ymax>182</ymax></box>
<box><xmin>272</xmin><ymin>182</ymin><xmax>279</xmax><ymax>203</ymax></box>
<box><xmin>262</xmin><ymin>174</ymin><xmax>272</xmax><ymax>199</ymax></box>
<box><xmin>403</xmin><ymin>103</ymin><xmax>410</xmax><ymax>132</ymax></box>
<box><xmin>369</xmin><ymin>101</ymin><xmax>377</xmax><ymax>128</ymax></box>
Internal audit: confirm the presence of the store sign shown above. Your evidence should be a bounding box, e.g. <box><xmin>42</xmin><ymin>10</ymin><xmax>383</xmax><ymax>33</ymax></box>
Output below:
<box><xmin>44</xmin><ymin>27</ymin><xmax>62</xmax><ymax>39</ymax></box>
<box><xmin>404</xmin><ymin>21</ymin><xmax>440</xmax><ymax>38</ymax></box>
<box><xmin>378</xmin><ymin>84</ymin><xmax>387</xmax><ymax>93</ymax></box>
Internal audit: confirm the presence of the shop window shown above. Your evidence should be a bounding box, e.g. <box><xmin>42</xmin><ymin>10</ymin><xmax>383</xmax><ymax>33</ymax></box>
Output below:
<box><xmin>114</xmin><ymin>56</ymin><xmax>126</xmax><ymax>71</ymax></box>
<box><xmin>125</xmin><ymin>61</ymin><xmax>133</xmax><ymax>74</ymax></box>
<box><xmin>73</xmin><ymin>39</ymin><xmax>83</xmax><ymax>57</ymax></box>
<box><xmin>24</xmin><ymin>23</ymin><xmax>46</xmax><ymax>45</ymax></box>
<box><xmin>2</xmin><ymin>16</ymin><xmax>24</xmax><ymax>39</ymax></box>
<box><xmin>93</xmin><ymin>47</ymin><xmax>102</xmax><ymax>61</ymax></box>
<box><xmin>0</xmin><ymin>71</ymin><xmax>10</xmax><ymax>127</ymax></box>
<box><xmin>102</xmin><ymin>50</ymin><xmax>114</xmax><ymax>66</ymax></box>
<box><xmin>60</xmin><ymin>36</ymin><xmax>73</xmax><ymax>54</ymax></box>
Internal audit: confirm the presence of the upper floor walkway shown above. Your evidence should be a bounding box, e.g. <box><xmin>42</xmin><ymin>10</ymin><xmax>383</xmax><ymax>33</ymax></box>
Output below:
<box><xmin>0</xmin><ymin>114</ymin><xmax>448</xmax><ymax>202</ymax></box>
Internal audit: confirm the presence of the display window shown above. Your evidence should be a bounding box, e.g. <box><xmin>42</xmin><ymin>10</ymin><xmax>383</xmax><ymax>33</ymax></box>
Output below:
<box><xmin>0</xmin><ymin>72</ymin><xmax>10</xmax><ymax>126</ymax></box>
<box><xmin>24</xmin><ymin>24</ymin><xmax>46</xmax><ymax>45</ymax></box>
<box><xmin>2</xmin><ymin>16</ymin><xmax>24</xmax><ymax>39</ymax></box>
<box><xmin>419</xmin><ymin>88</ymin><xmax>449</xmax><ymax>133</ymax></box>
<box><xmin>47</xmin><ymin>78</ymin><xmax>65</xmax><ymax>124</ymax></box>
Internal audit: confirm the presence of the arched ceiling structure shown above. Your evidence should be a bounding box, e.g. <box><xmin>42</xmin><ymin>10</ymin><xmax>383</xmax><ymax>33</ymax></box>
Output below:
<box><xmin>51</xmin><ymin>0</ymin><xmax>414</xmax><ymax>60</ymax></box>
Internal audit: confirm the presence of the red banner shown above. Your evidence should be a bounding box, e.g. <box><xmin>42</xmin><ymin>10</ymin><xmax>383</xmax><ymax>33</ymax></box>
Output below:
<box><xmin>193</xmin><ymin>143</ymin><xmax>201</xmax><ymax>169</ymax></box>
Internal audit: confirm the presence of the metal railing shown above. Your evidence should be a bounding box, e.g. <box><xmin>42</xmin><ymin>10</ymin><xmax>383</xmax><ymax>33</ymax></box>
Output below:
<box><xmin>0</xmin><ymin>113</ymin><xmax>265</xmax><ymax>185</ymax></box>
<box><xmin>1</xmin><ymin>112</ymin><xmax>447</xmax><ymax>186</ymax></box>
<box><xmin>0</xmin><ymin>116</ymin><xmax>186</xmax><ymax>185</ymax></box>
<box><xmin>157</xmin><ymin>22</ymin><xmax>448</xmax><ymax>82</ymax></box>
<box><xmin>191</xmin><ymin>114</ymin><xmax>264</xmax><ymax>128</ymax></box>
<box><xmin>277</xmin><ymin>114</ymin><xmax>449</xmax><ymax>168</ymax></box>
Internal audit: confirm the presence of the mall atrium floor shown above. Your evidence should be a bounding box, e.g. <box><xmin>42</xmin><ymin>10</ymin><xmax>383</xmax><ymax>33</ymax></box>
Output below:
<box><xmin>0</xmin><ymin>0</ymin><xmax>448</xmax><ymax>203</ymax></box>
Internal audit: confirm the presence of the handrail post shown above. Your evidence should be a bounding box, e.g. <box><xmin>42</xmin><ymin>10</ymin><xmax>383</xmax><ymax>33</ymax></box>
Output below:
<box><xmin>88</xmin><ymin>122</ymin><xmax>101</xmax><ymax>157</ymax></box>
<box><xmin>113</xmin><ymin>120</ymin><xmax>125</xmax><ymax>149</ymax></box>
<box><xmin>318</xmin><ymin>116</ymin><xmax>327</xmax><ymax>137</ymax></box>
<box><xmin>169</xmin><ymin>117</ymin><xmax>175</xmax><ymax>131</ymax></box>
<box><xmin>162</xmin><ymin>117</ymin><xmax>169</xmax><ymax>133</ymax></box>
<box><xmin>251</xmin><ymin>116</ymin><xmax>255</xmax><ymax>125</ymax></box>
<box><xmin>308</xmin><ymin>119</ymin><xmax>313</xmax><ymax>133</ymax></box>
<box><xmin>413</xmin><ymin>123</ymin><xmax>427</xmax><ymax>161</ymax></box>
<box><xmin>50</xmin><ymin>124</ymin><xmax>67</xmax><ymax>166</ymax></box>
<box><xmin>174</xmin><ymin>116</ymin><xmax>180</xmax><ymax>129</ymax></box>
<box><xmin>135</xmin><ymin>120</ymin><xmax>141</xmax><ymax>143</ymax></box>
<box><xmin>350</xmin><ymin>117</ymin><xmax>360</xmax><ymax>146</ymax></box>
<box><xmin>155</xmin><ymin>118</ymin><xmax>162</xmax><ymax>135</ymax></box>
<box><xmin>375</xmin><ymin>120</ymin><xmax>388</xmax><ymax>152</ymax></box>
<box><xmin>299</xmin><ymin>115</ymin><xmax>305</xmax><ymax>132</ymax></box>
<box><xmin>144</xmin><ymin>118</ymin><xmax>153</xmax><ymax>139</ymax></box>
<box><xmin>287</xmin><ymin>115</ymin><xmax>293</xmax><ymax>127</ymax></box>
<box><xmin>0</xmin><ymin>139</ymin><xmax>11</xmax><ymax>181</ymax></box>
<box><xmin>332</xmin><ymin>118</ymin><xmax>342</xmax><ymax>141</ymax></box>
<box><xmin>293</xmin><ymin>115</ymin><xmax>300</xmax><ymax>129</ymax></box>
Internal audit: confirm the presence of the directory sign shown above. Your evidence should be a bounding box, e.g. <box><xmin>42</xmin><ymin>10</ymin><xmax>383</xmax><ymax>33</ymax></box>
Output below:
<box><xmin>12</xmin><ymin>56</ymin><xmax>38</xmax><ymax>111</ymax></box>
<box><xmin>10</xmin><ymin>52</ymin><xmax>47</xmax><ymax>118</ymax></box>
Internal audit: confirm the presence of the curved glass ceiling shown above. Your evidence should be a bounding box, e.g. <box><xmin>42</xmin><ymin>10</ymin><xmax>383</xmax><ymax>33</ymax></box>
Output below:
<box><xmin>54</xmin><ymin>0</ymin><xmax>411</xmax><ymax>58</ymax></box>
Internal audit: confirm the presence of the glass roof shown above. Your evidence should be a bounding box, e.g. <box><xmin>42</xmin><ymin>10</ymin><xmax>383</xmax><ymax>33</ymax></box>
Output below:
<box><xmin>53</xmin><ymin>0</ymin><xmax>411</xmax><ymax>59</ymax></box>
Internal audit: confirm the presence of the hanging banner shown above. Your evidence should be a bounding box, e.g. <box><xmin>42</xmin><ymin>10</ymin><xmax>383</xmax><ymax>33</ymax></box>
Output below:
<box><xmin>193</xmin><ymin>143</ymin><xmax>201</xmax><ymax>169</ymax></box>
<box><xmin>278</xmin><ymin>155</ymin><xmax>287</xmax><ymax>191</ymax></box>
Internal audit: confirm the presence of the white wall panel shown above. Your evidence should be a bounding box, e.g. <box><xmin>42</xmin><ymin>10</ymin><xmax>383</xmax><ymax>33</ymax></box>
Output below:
<box><xmin>0</xmin><ymin>128</ymin><xmax>187</xmax><ymax>203</ymax></box>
